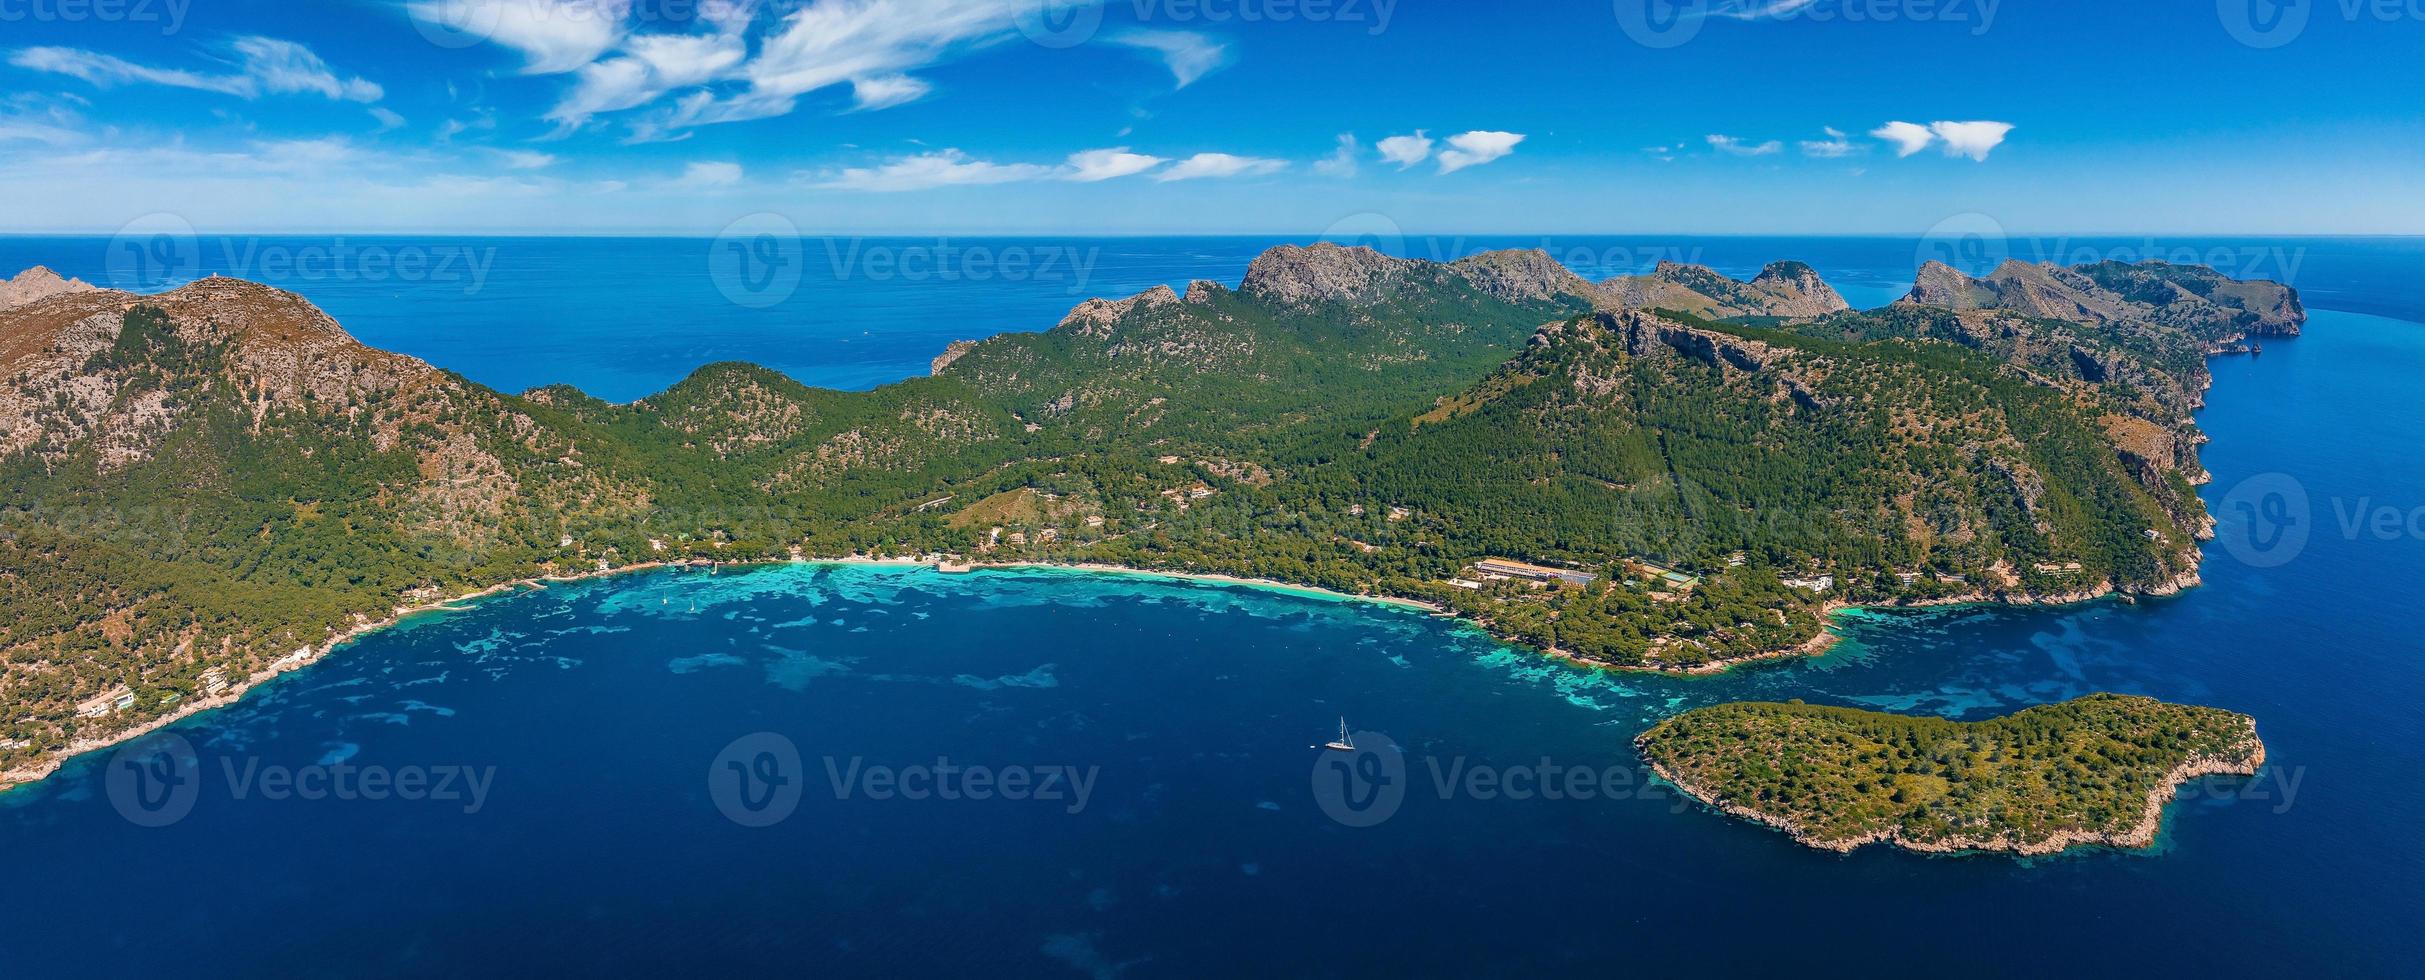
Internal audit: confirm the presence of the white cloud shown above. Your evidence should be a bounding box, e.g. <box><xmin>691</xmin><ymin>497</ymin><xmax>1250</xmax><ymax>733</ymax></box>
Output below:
<box><xmin>849</xmin><ymin>74</ymin><xmax>934</xmax><ymax>111</ymax></box>
<box><xmin>1064</xmin><ymin>147</ymin><xmax>1166</xmax><ymax>182</ymax></box>
<box><xmin>369</xmin><ymin>107</ymin><xmax>408</xmax><ymax>132</ymax></box>
<box><xmin>1871</xmin><ymin>120</ymin><xmax>1935</xmax><ymax>157</ymax></box>
<box><xmin>230</xmin><ymin>37</ymin><xmax>383</xmax><ymax>102</ymax></box>
<box><xmin>437</xmin><ymin>115</ymin><xmax>497</xmax><ymax>142</ymax></box>
<box><xmin>1436</xmin><ymin>130</ymin><xmax>1524</xmax><ymax>173</ymax></box>
<box><xmin>408</xmin><ymin>0</ymin><xmax>633</xmax><ymax>75</ymax></box>
<box><xmin>437</xmin><ymin>2</ymin><xmax>1130</xmax><ymax>140</ymax></box>
<box><xmin>1154</xmin><ymin>152</ymin><xmax>1287</xmax><ymax>182</ymax></box>
<box><xmin>1314</xmin><ymin>134</ymin><xmax>1360</xmax><ymax>178</ymax></box>
<box><xmin>1106</xmin><ymin>29</ymin><xmax>1232</xmax><ymax>89</ymax></box>
<box><xmin>9</xmin><ymin>47</ymin><xmax>249</xmax><ymax>97</ymax></box>
<box><xmin>1710</xmin><ymin>0</ymin><xmax>1822</xmax><ymax>18</ymax></box>
<box><xmin>820</xmin><ymin>149</ymin><xmax>1057</xmax><ymax>192</ymax></box>
<box><xmin>9</xmin><ymin>36</ymin><xmax>382</xmax><ymax>103</ymax></box>
<box><xmin>1376</xmin><ymin>130</ymin><xmax>1432</xmax><ymax>169</ymax></box>
<box><xmin>1929</xmin><ymin>120</ymin><xmax>2014</xmax><ymax>161</ymax></box>
<box><xmin>681</xmin><ymin>161</ymin><xmax>743</xmax><ymax>186</ymax></box>
<box><xmin>1799</xmin><ymin>126</ymin><xmax>1860</xmax><ymax>158</ymax></box>
<box><xmin>1866</xmin><ymin>120</ymin><xmax>2015</xmax><ymax>161</ymax></box>
<box><xmin>1706</xmin><ymin>134</ymin><xmax>1783</xmax><ymax>157</ymax></box>
<box><xmin>549</xmin><ymin>32</ymin><xmax>747</xmax><ymax>126</ymax></box>
<box><xmin>634</xmin><ymin>0</ymin><xmax>1091</xmax><ymax>139</ymax></box>
<box><xmin>0</xmin><ymin>120</ymin><xmax>82</xmax><ymax>146</ymax></box>
<box><xmin>247</xmin><ymin>137</ymin><xmax>371</xmax><ymax>172</ymax></box>
<box><xmin>497</xmin><ymin>149</ymin><xmax>559</xmax><ymax>169</ymax></box>
<box><xmin>0</xmin><ymin>95</ymin><xmax>88</xmax><ymax>147</ymax></box>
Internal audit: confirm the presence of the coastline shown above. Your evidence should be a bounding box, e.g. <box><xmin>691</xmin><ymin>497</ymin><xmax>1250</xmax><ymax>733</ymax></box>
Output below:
<box><xmin>0</xmin><ymin>555</ymin><xmax>1447</xmax><ymax>795</ymax></box>
<box><xmin>0</xmin><ymin>552</ymin><xmax>2204</xmax><ymax>797</ymax></box>
<box><xmin>1639</xmin><ymin>716</ymin><xmax>2267</xmax><ymax>857</ymax></box>
<box><xmin>955</xmin><ymin>560</ymin><xmax>1450</xmax><ymax>615</ymax></box>
<box><xmin>0</xmin><ymin>560</ymin><xmax>688</xmax><ymax>795</ymax></box>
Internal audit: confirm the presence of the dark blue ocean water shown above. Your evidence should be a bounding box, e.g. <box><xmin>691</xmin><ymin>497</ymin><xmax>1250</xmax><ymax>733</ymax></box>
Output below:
<box><xmin>1</xmin><ymin>239</ymin><xmax>2422</xmax><ymax>977</ymax></box>
<box><xmin>6</xmin><ymin>233</ymin><xmax>2420</xmax><ymax>401</ymax></box>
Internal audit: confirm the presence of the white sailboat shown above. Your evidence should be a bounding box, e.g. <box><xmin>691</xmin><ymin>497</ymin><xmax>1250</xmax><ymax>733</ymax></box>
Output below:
<box><xmin>1321</xmin><ymin>718</ymin><xmax>1356</xmax><ymax>753</ymax></box>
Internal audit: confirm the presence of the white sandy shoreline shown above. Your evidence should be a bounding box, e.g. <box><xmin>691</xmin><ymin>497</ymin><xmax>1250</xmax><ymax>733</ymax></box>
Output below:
<box><xmin>0</xmin><ymin>555</ymin><xmax>1453</xmax><ymax>795</ymax></box>
<box><xmin>0</xmin><ymin>553</ymin><xmax>2198</xmax><ymax>797</ymax></box>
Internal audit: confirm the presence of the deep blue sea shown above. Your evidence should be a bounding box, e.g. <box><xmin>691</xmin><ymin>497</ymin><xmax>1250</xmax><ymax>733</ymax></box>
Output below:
<box><xmin>2</xmin><ymin>236</ymin><xmax>2422</xmax><ymax>977</ymax></box>
<box><xmin>7</xmin><ymin>232</ymin><xmax>2421</xmax><ymax>401</ymax></box>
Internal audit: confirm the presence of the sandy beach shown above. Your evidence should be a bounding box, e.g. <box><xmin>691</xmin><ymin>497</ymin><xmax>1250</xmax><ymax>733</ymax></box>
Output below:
<box><xmin>0</xmin><ymin>554</ymin><xmax>1449</xmax><ymax>793</ymax></box>
<box><xmin>0</xmin><ymin>549</ymin><xmax>2181</xmax><ymax>796</ymax></box>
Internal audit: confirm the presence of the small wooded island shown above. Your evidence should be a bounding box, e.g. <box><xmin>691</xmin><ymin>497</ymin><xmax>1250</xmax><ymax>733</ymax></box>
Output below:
<box><xmin>1636</xmin><ymin>694</ymin><xmax>2266</xmax><ymax>855</ymax></box>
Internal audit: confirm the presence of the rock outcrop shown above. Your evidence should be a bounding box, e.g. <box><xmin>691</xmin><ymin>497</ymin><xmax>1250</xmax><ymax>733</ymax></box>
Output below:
<box><xmin>0</xmin><ymin>266</ymin><xmax>95</xmax><ymax>312</ymax></box>
<box><xmin>1899</xmin><ymin>259</ymin><xmax>2304</xmax><ymax>340</ymax></box>
<box><xmin>1596</xmin><ymin>259</ymin><xmax>1849</xmax><ymax>320</ymax></box>
<box><xmin>1237</xmin><ymin>243</ymin><xmax>1422</xmax><ymax>309</ymax></box>
<box><xmin>1447</xmin><ymin>248</ymin><xmax>1596</xmax><ymax>304</ymax></box>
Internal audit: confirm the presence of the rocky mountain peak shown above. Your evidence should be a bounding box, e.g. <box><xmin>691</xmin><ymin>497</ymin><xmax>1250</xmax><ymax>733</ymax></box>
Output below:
<box><xmin>0</xmin><ymin>266</ymin><xmax>97</xmax><ymax>311</ymax></box>
<box><xmin>1448</xmin><ymin>248</ymin><xmax>1593</xmax><ymax>303</ymax></box>
<box><xmin>1750</xmin><ymin>260</ymin><xmax>1851</xmax><ymax>316</ymax></box>
<box><xmin>1903</xmin><ymin>261</ymin><xmax>1990</xmax><ymax>309</ymax></box>
<box><xmin>1054</xmin><ymin>284</ymin><xmax>1182</xmax><ymax>339</ymax></box>
<box><xmin>1237</xmin><ymin>243</ymin><xmax>1418</xmax><ymax>308</ymax></box>
<box><xmin>1597</xmin><ymin>260</ymin><xmax>1845</xmax><ymax>320</ymax></box>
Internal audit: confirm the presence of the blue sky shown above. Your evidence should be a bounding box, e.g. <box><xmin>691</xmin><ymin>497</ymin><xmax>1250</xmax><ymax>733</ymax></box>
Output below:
<box><xmin>2</xmin><ymin>0</ymin><xmax>2420</xmax><ymax>235</ymax></box>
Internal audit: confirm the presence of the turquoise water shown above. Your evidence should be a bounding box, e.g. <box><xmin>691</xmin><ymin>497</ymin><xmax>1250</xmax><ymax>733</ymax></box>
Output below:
<box><xmin>2</xmin><ymin>246</ymin><xmax>2423</xmax><ymax>976</ymax></box>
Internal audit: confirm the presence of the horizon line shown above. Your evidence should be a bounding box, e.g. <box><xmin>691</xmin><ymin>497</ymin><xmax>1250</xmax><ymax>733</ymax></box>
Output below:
<box><xmin>4</xmin><ymin>230</ymin><xmax>2420</xmax><ymax>241</ymax></box>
